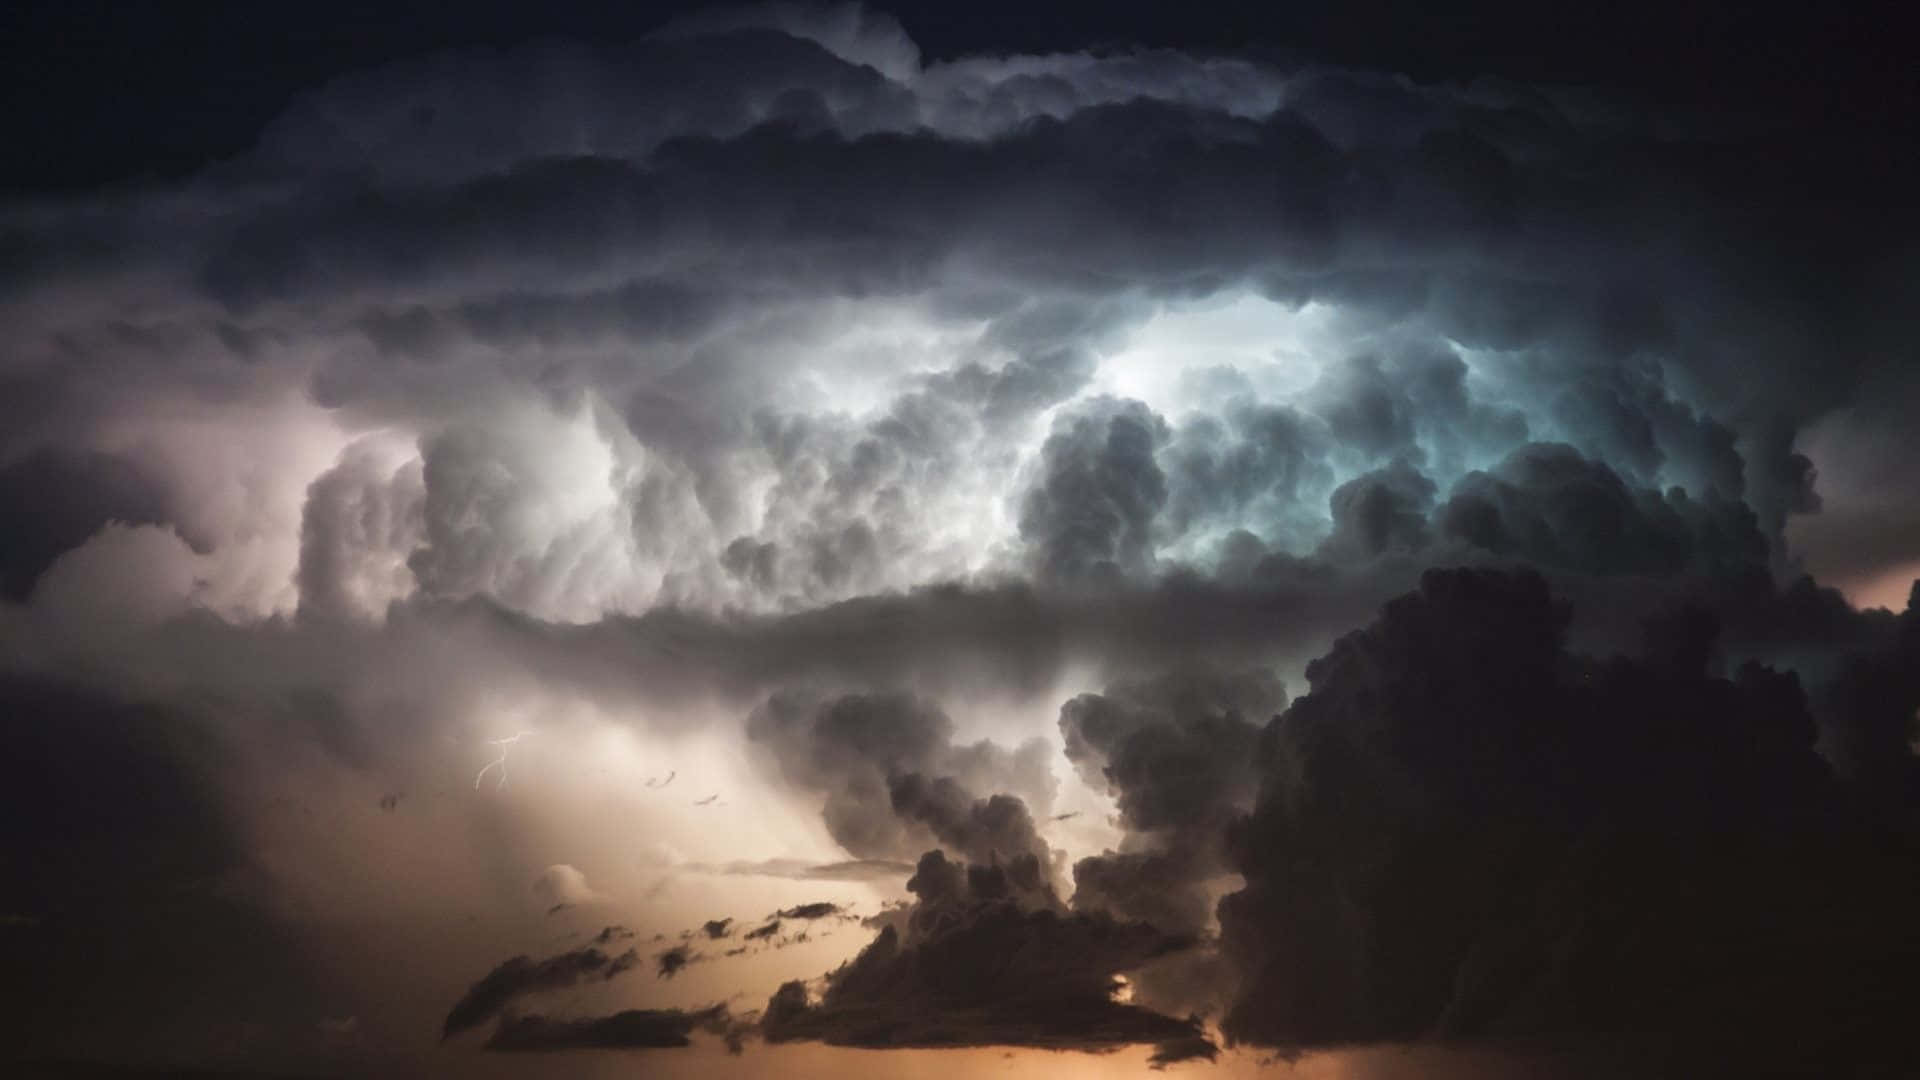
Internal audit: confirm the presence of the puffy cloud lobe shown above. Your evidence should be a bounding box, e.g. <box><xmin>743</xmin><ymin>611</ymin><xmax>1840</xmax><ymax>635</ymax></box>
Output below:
<box><xmin>408</xmin><ymin>402</ymin><xmax>658</xmax><ymax>620</ymax></box>
<box><xmin>296</xmin><ymin>438</ymin><xmax>424</xmax><ymax>621</ymax></box>
<box><xmin>1160</xmin><ymin>402</ymin><xmax>1333</xmax><ymax>555</ymax></box>
<box><xmin>746</xmin><ymin>689</ymin><xmax>1054</xmax><ymax>860</ymax></box>
<box><xmin>1060</xmin><ymin>665</ymin><xmax>1281</xmax><ymax>835</ymax></box>
<box><xmin>888</xmin><ymin>777</ymin><xmax>1055</xmax><ymax>877</ymax></box>
<box><xmin>1060</xmin><ymin>665</ymin><xmax>1281</xmax><ymax>958</ymax></box>
<box><xmin>28</xmin><ymin>522</ymin><xmax>209</xmax><ymax>634</ymax></box>
<box><xmin>529</xmin><ymin>864</ymin><xmax>609</xmax><ymax>913</ymax></box>
<box><xmin>1318</xmin><ymin>458</ymin><xmax>1437</xmax><ymax>563</ymax></box>
<box><xmin>1437</xmin><ymin>442</ymin><xmax>1767</xmax><ymax>577</ymax></box>
<box><xmin>1020</xmin><ymin>397</ymin><xmax>1170</xmax><ymax>583</ymax></box>
<box><xmin>0</xmin><ymin>449</ymin><xmax>172</xmax><ymax>603</ymax></box>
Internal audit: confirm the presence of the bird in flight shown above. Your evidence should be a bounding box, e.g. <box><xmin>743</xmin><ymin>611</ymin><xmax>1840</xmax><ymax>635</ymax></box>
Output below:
<box><xmin>646</xmin><ymin>770</ymin><xmax>676</xmax><ymax>789</ymax></box>
<box><xmin>693</xmin><ymin>793</ymin><xmax>720</xmax><ymax>806</ymax></box>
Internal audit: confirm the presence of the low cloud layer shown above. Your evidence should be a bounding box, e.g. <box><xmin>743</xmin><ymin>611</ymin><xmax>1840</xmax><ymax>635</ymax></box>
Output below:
<box><xmin>762</xmin><ymin>850</ymin><xmax>1204</xmax><ymax>1055</ymax></box>
<box><xmin>443</xmin><ymin>941</ymin><xmax>640</xmax><ymax>1040</ymax></box>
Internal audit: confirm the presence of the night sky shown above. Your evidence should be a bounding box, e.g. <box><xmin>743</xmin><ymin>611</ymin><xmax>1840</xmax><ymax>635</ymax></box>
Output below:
<box><xmin>3</xmin><ymin>3</ymin><xmax>1917</xmax><ymax>1078</ymax></box>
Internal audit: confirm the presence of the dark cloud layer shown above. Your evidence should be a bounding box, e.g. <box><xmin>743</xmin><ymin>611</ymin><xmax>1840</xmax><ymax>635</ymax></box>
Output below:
<box><xmin>484</xmin><ymin>1004</ymin><xmax>730</xmax><ymax>1052</ymax></box>
<box><xmin>442</xmin><ymin>943</ymin><xmax>639</xmax><ymax>1039</ymax></box>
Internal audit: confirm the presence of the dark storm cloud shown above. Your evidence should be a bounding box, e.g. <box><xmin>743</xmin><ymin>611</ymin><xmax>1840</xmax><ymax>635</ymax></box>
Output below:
<box><xmin>1020</xmin><ymin>397</ymin><xmax>1170</xmax><ymax>583</ymax></box>
<box><xmin>653</xmin><ymin>943</ymin><xmax>700</xmax><ymax>979</ymax></box>
<box><xmin>1059</xmin><ymin>665</ymin><xmax>1282</xmax><ymax>933</ymax></box>
<box><xmin>484</xmin><ymin>1003</ymin><xmax>730</xmax><ymax>1052</ymax></box>
<box><xmin>441</xmin><ymin>945</ymin><xmax>639</xmax><ymax>1039</ymax></box>
<box><xmin>1159</xmin><ymin>400</ymin><xmax>1333</xmax><ymax>551</ymax></box>
<box><xmin>761</xmin><ymin>849</ymin><xmax>1204</xmax><ymax>1052</ymax></box>
<box><xmin>0</xmin><ymin>675</ymin><xmax>334</xmax><ymax>1065</ymax></box>
<box><xmin>1436</xmin><ymin>443</ymin><xmax>1767</xmax><ymax>577</ymax></box>
<box><xmin>1317</xmin><ymin>459</ymin><xmax>1437</xmax><ymax>563</ymax></box>
<box><xmin>745</xmin><ymin>689</ymin><xmax>1056</xmax><ymax>859</ymax></box>
<box><xmin>1148</xmin><ymin>1033</ymin><xmax>1221</xmax><ymax>1068</ymax></box>
<box><xmin>1214</xmin><ymin>567</ymin><xmax>1919</xmax><ymax>1072</ymax></box>
<box><xmin>888</xmin><ymin>778</ymin><xmax>1056</xmax><ymax>872</ymax></box>
<box><xmin>773</xmin><ymin>902</ymin><xmax>844</xmax><ymax>920</ymax></box>
<box><xmin>1812</xmin><ymin>587</ymin><xmax>1920</xmax><ymax>804</ymax></box>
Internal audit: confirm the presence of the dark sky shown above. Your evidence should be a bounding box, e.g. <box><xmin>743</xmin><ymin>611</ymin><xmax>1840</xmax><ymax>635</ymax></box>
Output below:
<box><xmin>2</xmin><ymin>3</ymin><xmax>1917</xmax><ymax>1077</ymax></box>
<box><xmin>4</xmin><ymin>1</ymin><xmax>1910</xmax><ymax>193</ymax></box>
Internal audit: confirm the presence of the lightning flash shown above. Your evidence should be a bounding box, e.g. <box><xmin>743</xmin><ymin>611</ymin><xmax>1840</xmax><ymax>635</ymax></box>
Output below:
<box><xmin>475</xmin><ymin>732</ymin><xmax>532</xmax><ymax>791</ymax></box>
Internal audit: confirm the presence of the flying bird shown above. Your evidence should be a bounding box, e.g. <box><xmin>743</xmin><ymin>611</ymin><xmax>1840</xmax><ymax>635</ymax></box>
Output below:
<box><xmin>645</xmin><ymin>770</ymin><xmax>676</xmax><ymax>789</ymax></box>
<box><xmin>693</xmin><ymin>793</ymin><xmax>720</xmax><ymax>806</ymax></box>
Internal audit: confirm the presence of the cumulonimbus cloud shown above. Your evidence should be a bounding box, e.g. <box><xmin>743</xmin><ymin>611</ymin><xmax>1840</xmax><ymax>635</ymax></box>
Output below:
<box><xmin>3</xmin><ymin>3</ymin><xmax>1917</xmax><ymax>1074</ymax></box>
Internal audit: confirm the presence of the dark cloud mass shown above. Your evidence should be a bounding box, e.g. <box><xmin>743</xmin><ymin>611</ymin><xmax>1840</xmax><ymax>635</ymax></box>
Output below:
<box><xmin>1218</xmin><ymin>568</ymin><xmax>1920</xmax><ymax>1071</ymax></box>
<box><xmin>773</xmin><ymin>902</ymin><xmax>843</xmax><ymax>920</ymax></box>
<box><xmin>761</xmin><ymin>850</ymin><xmax>1203</xmax><ymax>1053</ymax></box>
<box><xmin>653</xmin><ymin>943</ymin><xmax>700</xmax><ymax>979</ymax></box>
<box><xmin>1060</xmin><ymin>665</ymin><xmax>1281</xmax><ymax>934</ymax></box>
<box><xmin>442</xmin><ymin>944</ymin><xmax>639</xmax><ymax>1039</ymax></box>
<box><xmin>2</xmin><ymin>2</ymin><xmax>1916</xmax><ymax>1075</ymax></box>
<box><xmin>484</xmin><ymin>1004</ymin><xmax>731</xmax><ymax>1052</ymax></box>
<box><xmin>747</xmin><ymin>689</ymin><xmax>1056</xmax><ymax>861</ymax></box>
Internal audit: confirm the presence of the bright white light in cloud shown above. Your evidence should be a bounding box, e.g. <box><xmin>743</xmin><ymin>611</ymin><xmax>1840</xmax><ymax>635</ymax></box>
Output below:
<box><xmin>1091</xmin><ymin>293</ymin><xmax>1343</xmax><ymax>419</ymax></box>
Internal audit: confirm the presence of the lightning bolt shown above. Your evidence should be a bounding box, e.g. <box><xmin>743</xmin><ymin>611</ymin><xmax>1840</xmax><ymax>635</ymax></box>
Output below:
<box><xmin>475</xmin><ymin>731</ymin><xmax>532</xmax><ymax>791</ymax></box>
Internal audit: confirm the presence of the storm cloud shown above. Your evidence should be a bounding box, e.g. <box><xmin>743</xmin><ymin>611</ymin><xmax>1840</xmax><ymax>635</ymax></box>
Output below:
<box><xmin>761</xmin><ymin>849</ymin><xmax>1203</xmax><ymax>1053</ymax></box>
<box><xmin>1217</xmin><ymin>568</ymin><xmax>1919</xmax><ymax>1071</ymax></box>
<box><xmin>442</xmin><ymin>942</ymin><xmax>641</xmax><ymax>1039</ymax></box>
<box><xmin>2</xmin><ymin>2</ymin><xmax>1916</xmax><ymax>1075</ymax></box>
